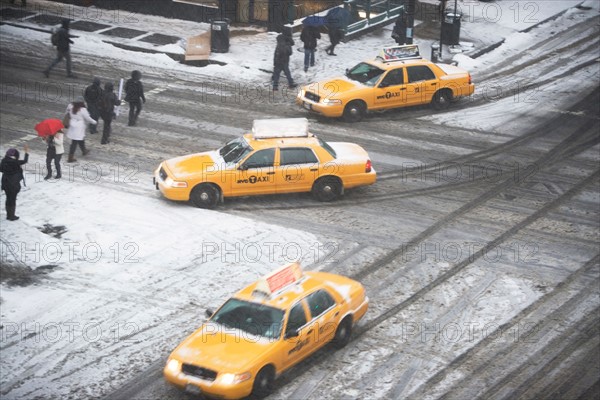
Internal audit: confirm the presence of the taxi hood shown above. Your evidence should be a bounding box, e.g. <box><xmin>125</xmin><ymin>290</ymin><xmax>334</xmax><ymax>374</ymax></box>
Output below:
<box><xmin>306</xmin><ymin>77</ymin><xmax>363</xmax><ymax>99</ymax></box>
<box><xmin>171</xmin><ymin>323</ymin><xmax>274</xmax><ymax>373</ymax></box>
<box><xmin>164</xmin><ymin>151</ymin><xmax>219</xmax><ymax>178</ymax></box>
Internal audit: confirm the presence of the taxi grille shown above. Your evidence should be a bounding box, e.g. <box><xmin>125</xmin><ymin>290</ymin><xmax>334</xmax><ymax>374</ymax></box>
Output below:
<box><xmin>159</xmin><ymin>167</ymin><xmax>168</xmax><ymax>181</ymax></box>
<box><xmin>305</xmin><ymin>91</ymin><xmax>320</xmax><ymax>103</ymax></box>
<box><xmin>182</xmin><ymin>363</ymin><xmax>218</xmax><ymax>381</ymax></box>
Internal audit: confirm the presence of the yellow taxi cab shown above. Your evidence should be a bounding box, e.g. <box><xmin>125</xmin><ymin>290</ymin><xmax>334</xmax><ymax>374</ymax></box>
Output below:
<box><xmin>297</xmin><ymin>45</ymin><xmax>475</xmax><ymax>122</ymax></box>
<box><xmin>163</xmin><ymin>262</ymin><xmax>369</xmax><ymax>399</ymax></box>
<box><xmin>153</xmin><ymin>118</ymin><xmax>376</xmax><ymax>208</ymax></box>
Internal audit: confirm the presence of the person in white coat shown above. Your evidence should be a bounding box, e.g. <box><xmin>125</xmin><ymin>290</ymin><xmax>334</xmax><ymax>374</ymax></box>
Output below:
<box><xmin>66</xmin><ymin>96</ymin><xmax>96</xmax><ymax>163</ymax></box>
<box><xmin>43</xmin><ymin>130</ymin><xmax>64</xmax><ymax>180</ymax></box>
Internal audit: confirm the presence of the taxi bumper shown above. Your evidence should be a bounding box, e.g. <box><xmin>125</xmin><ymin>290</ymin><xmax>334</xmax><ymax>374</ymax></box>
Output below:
<box><xmin>296</xmin><ymin>95</ymin><xmax>345</xmax><ymax>118</ymax></box>
<box><xmin>164</xmin><ymin>369</ymin><xmax>254</xmax><ymax>400</ymax></box>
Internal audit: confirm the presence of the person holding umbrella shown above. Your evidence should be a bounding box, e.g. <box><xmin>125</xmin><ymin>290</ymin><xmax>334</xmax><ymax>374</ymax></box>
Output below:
<box><xmin>35</xmin><ymin>118</ymin><xmax>65</xmax><ymax>180</ymax></box>
<box><xmin>0</xmin><ymin>145</ymin><xmax>29</xmax><ymax>221</ymax></box>
<box><xmin>300</xmin><ymin>23</ymin><xmax>321</xmax><ymax>72</ymax></box>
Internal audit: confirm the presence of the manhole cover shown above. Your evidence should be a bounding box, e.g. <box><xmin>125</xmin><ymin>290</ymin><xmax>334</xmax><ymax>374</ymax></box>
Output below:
<box><xmin>100</xmin><ymin>27</ymin><xmax>146</xmax><ymax>39</ymax></box>
<box><xmin>70</xmin><ymin>20</ymin><xmax>111</xmax><ymax>32</ymax></box>
<box><xmin>139</xmin><ymin>33</ymin><xmax>181</xmax><ymax>46</ymax></box>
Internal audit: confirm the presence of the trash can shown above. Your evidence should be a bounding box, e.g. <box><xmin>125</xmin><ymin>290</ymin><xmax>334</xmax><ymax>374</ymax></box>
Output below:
<box><xmin>210</xmin><ymin>19</ymin><xmax>230</xmax><ymax>53</ymax></box>
<box><xmin>441</xmin><ymin>10</ymin><xmax>461</xmax><ymax>45</ymax></box>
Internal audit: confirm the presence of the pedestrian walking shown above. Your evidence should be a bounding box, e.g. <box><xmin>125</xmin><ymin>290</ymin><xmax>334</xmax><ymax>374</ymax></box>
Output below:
<box><xmin>325</xmin><ymin>25</ymin><xmax>344</xmax><ymax>56</ymax></box>
<box><xmin>0</xmin><ymin>145</ymin><xmax>29</xmax><ymax>221</ymax></box>
<box><xmin>391</xmin><ymin>13</ymin><xmax>407</xmax><ymax>45</ymax></box>
<box><xmin>43</xmin><ymin>130</ymin><xmax>64</xmax><ymax>180</ymax></box>
<box><xmin>44</xmin><ymin>19</ymin><xmax>76</xmax><ymax>78</ymax></box>
<box><xmin>124</xmin><ymin>70</ymin><xmax>146</xmax><ymax>126</ymax></box>
<box><xmin>66</xmin><ymin>96</ymin><xmax>96</xmax><ymax>162</ymax></box>
<box><xmin>300</xmin><ymin>25</ymin><xmax>321</xmax><ymax>72</ymax></box>
<box><xmin>272</xmin><ymin>31</ymin><xmax>297</xmax><ymax>91</ymax></box>
<box><xmin>84</xmin><ymin>77</ymin><xmax>103</xmax><ymax>134</ymax></box>
<box><xmin>99</xmin><ymin>82</ymin><xmax>121</xmax><ymax>145</ymax></box>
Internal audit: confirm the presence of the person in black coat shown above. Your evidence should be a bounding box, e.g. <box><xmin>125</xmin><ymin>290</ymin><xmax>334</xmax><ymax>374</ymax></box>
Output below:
<box><xmin>272</xmin><ymin>32</ymin><xmax>297</xmax><ymax>91</ymax></box>
<box><xmin>0</xmin><ymin>145</ymin><xmax>29</xmax><ymax>221</ymax></box>
<box><xmin>392</xmin><ymin>13</ymin><xmax>407</xmax><ymax>45</ymax></box>
<box><xmin>84</xmin><ymin>77</ymin><xmax>103</xmax><ymax>134</ymax></box>
<box><xmin>300</xmin><ymin>25</ymin><xmax>321</xmax><ymax>72</ymax></box>
<box><xmin>44</xmin><ymin>19</ymin><xmax>76</xmax><ymax>78</ymax></box>
<box><xmin>98</xmin><ymin>82</ymin><xmax>121</xmax><ymax>145</ymax></box>
<box><xmin>124</xmin><ymin>70</ymin><xmax>146</xmax><ymax>126</ymax></box>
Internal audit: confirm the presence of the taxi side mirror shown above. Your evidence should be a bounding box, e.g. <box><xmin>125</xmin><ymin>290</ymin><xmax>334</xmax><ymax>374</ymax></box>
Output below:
<box><xmin>238</xmin><ymin>164</ymin><xmax>248</xmax><ymax>171</ymax></box>
<box><xmin>205</xmin><ymin>309</ymin><xmax>214</xmax><ymax>318</ymax></box>
<box><xmin>285</xmin><ymin>329</ymin><xmax>299</xmax><ymax>339</ymax></box>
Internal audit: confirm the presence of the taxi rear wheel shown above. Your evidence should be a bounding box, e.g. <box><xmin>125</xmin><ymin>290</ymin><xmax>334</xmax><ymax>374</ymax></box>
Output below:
<box><xmin>431</xmin><ymin>90</ymin><xmax>452</xmax><ymax>110</ymax></box>
<box><xmin>333</xmin><ymin>317</ymin><xmax>352</xmax><ymax>349</ymax></box>
<box><xmin>190</xmin><ymin>184</ymin><xmax>219</xmax><ymax>209</ymax></box>
<box><xmin>252</xmin><ymin>366</ymin><xmax>275</xmax><ymax>398</ymax></box>
<box><xmin>312</xmin><ymin>177</ymin><xmax>342</xmax><ymax>202</ymax></box>
<box><xmin>343</xmin><ymin>100</ymin><xmax>366</xmax><ymax>122</ymax></box>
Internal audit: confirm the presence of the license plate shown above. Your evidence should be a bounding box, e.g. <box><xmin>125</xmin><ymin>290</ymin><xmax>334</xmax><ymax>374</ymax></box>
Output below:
<box><xmin>303</xmin><ymin>102</ymin><xmax>312</xmax><ymax>110</ymax></box>
<box><xmin>185</xmin><ymin>384</ymin><xmax>202</xmax><ymax>395</ymax></box>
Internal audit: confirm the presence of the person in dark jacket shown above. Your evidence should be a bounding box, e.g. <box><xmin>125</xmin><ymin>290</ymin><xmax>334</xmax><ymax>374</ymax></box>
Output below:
<box><xmin>0</xmin><ymin>145</ymin><xmax>29</xmax><ymax>221</ymax></box>
<box><xmin>84</xmin><ymin>77</ymin><xmax>103</xmax><ymax>134</ymax></box>
<box><xmin>325</xmin><ymin>25</ymin><xmax>344</xmax><ymax>56</ymax></box>
<box><xmin>124</xmin><ymin>70</ymin><xmax>146</xmax><ymax>126</ymax></box>
<box><xmin>99</xmin><ymin>82</ymin><xmax>121</xmax><ymax>145</ymax></box>
<box><xmin>300</xmin><ymin>25</ymin><xmax>321</xmax><ymax>72</ymax></box>
<box><xmin>272</xmin><ymin>32</ymin><xmax>297</xmax><ymax>91</ymax></box>
<box><xmin>44</xmin><ymin>19</ymin><xmax>76</xmax><ymax>78</ymax></box>
<box><xmin>391</xmin><ymin>13</ymin><xmax>407</xmax><ymax>45</ymax></box>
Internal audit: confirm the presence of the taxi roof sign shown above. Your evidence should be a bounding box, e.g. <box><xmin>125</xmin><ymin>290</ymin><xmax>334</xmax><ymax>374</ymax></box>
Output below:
<box><xmin>254</xmin><ymin>261</ymin><xmax>303</xmax><ymax>298</ymax></box>
<box><xmin>376</xmin><ymin>45</ymin><xmax>421</xmax><ymax>63</ymax></box>
<box><xmin>252</xmin><ymin>118</ymin><xmax>309</xmax><ymax>139</ymax></box>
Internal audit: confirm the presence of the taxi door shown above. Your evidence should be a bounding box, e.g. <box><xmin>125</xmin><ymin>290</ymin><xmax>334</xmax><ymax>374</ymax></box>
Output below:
<box><xmin>281</xmin><ymin>301</ymin><xmax>315</xmax><ymax>370</ymax></box>
<box><xmin>405</xmin><ymin>65</ymin><xmax>439</xmax><ymax>106</ymax></box>
<box><xmin>230</xmin><ymin>148</ymin><xmax>276</xmax><ymax>196</ymax></box>
<box><xmin>372</xmin><ymin>67</ymin><xmax>408</xmax><ymax>109</ymax></box>
<box><xmin>276</xmin><ymin>147</ymin><xmax>321</xmax><ymax>194</ymax></box>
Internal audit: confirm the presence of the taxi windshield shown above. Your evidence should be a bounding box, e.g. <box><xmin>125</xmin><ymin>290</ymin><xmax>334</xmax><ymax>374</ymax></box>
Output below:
<box><xmin>211</xmin><ymin>298</ymin><xmax>284</xmax><ymax>339</ymax></box>
<box><xmin>219</xmin><ymin>137</ymin><xmax>253</xmax><ymax>164</ymax></box>
<box><xmin>346</xmin><ymin>62</ymin><xmax>384</xmax><ymax>87</ymax></box>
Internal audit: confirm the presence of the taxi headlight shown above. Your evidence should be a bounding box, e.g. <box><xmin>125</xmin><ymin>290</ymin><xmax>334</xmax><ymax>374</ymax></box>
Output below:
<box><xmin>322</xmin><ymin>98</ymin><xmax>342</xmax><ymax>105</ymax></box>
<box><xmin>165</xmin><ymin>177</ymin><xmax>188</xmax><ymax>188</ymax></box>
<box><xmin>220</xmin><ymin>372</ymin><xmax>252</xmax><ymax>385</ymax></box>
<box><xmin>165</xmin><ymin>359</ymin><xmax>181</xmax><ymax>375</ymax></box>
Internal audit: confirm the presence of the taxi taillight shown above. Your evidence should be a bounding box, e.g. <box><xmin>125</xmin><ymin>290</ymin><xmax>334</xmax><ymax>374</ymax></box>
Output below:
<box><xmin>468</xmin><ymin>74</ymin><xmax>472</xmax><ymax>85</ymax></box>
<box><xmin>365</xmin><ymin>160</ymin><xmax>372</xmax><ymax>173</ymax></box>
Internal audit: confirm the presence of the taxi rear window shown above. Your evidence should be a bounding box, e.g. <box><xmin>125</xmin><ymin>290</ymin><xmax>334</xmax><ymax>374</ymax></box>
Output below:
<box><xmin>318</xmin><ymin>138</ymin><xmax>336</xmax><ymax>158</ymax></box>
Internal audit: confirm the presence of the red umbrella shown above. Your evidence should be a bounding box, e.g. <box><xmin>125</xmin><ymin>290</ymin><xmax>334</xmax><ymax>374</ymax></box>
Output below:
<box><xmin>35</xmin><ymin>118</ymin><xmax>64</xmax><ymax>137</ymax></box>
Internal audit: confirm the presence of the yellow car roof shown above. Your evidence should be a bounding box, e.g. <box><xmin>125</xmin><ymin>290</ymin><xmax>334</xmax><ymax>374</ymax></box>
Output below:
<box><xmin>243</xmin><ymin>133</ymin><xmax>322</xmax><ymax>150</ymax></box>
<box><xmin>368</xmin><ymin>56</ymin><xmax>432</xmax><ymax>71</ymax></box>
<box><xmin>233</xmin><ymin>263</ymin><xmax>340</xmax><ymax>310</ymax></box>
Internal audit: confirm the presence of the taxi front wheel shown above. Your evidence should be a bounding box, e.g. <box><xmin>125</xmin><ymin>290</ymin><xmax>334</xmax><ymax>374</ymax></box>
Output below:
<box><xmin>190</xmin><ymin>184</ymin><xmax>219</xmax><ymax>209</ymax></box>
<box><xmin>252</xmin><ymin>366</ymin><xmax>275</xmax><ymax>398</ymax></box>
<box><xmin>333</xmin><ymin>317</ymin><xmax>352</xmax><ymax>349</ymax></box>
<box><xmin>343</xmin><ymin>100</ymin><xmax>366</xmax><ymax>122</ymax></box>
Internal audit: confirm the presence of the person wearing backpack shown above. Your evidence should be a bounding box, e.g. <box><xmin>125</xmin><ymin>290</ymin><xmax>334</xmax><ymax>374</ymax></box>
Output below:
<box><xmin>124</xmin><ymin>70</ymin><xmax>146</xmax><ymax>126</ymax></box>
<box><xmin>99</xmin><ymin>82</ymin><xmax>121</xmax><ymax>145</ymax></box>
<box><xmin>44</xmin><ymin>19</ymin><xmax>76</xmax><ymax>78</ymax></box>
